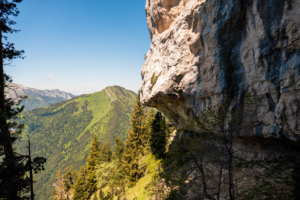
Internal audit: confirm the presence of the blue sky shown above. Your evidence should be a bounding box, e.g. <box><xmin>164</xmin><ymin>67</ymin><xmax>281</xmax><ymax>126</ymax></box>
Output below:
<box><xmin>5</xmin><ymin>0</ymin><xmax>151</xmax><ymax>95</ymax></box>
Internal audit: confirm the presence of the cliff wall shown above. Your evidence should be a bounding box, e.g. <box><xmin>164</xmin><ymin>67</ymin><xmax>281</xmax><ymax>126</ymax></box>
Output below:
<box><xmin>140</xmin><ymin>0</ymin><xmax>300</xmax><ymax>141</ymax></box>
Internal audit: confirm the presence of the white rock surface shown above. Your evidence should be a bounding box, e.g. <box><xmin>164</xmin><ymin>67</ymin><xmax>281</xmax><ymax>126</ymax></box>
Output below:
<box><xmin>140</xmin><ymin>0</ymin><xmax>300</xmax><ymax>141</ymax></box>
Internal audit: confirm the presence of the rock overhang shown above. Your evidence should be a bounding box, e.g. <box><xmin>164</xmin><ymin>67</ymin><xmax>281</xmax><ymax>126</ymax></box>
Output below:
<box><xmin>140</xmin><ymin>0</ymin><xmax>300</xmax><ymax>141</ymax></box>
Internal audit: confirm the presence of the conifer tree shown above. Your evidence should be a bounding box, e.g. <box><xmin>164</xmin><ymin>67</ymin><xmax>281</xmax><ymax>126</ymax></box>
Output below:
<box><xmin>99</xmin><ymin>142</ymin><xmax>112</xmax><ymax>163</ymax></box>
<box><xmin>114</xmin><ymin>137</ymin><xmax>125</xmax><ymax>162</ymax></box>
<box><xmin>123</xmin><ymin>129</ymin><xmax>140</xmax><ymax>186</ymax></box>
<box><xmin>112</xmin><ymin>137</ymin><xmax>126</xmax><ymax>197</ymax></box>
<box><xmin>122</xmin><ymin>91</ymin><xmax>147</xmax><ymax>186</ymax></box>
<box><xmin>52</xmin><ymin>168</ymin><xmax>66</xmax><ymax>200</ymax></box>
<box><xmin>131</xmin><ymin>91</ymin><xmax>147</xmax><ymax>151</ymax></box>
<box><xmin>86</xmin><ymin>135</ymin><xmax>100</xmax><ymax>193</ymax></box>
<box><xmin>73</xmin><ymin>166</ymin><xmax>89</xmax><ymax>200</ymax></box>
<box><xmin>143</xmin><ymin>108</ymin><xmax>156</xmax><ymax>150</ymax></box>
<box><xmin>62</xmin><ymin>166</ymin><xmax>76</xmax><ymax>193</ymax></box>
<box><xmin>150</xmin><ymin>112</ymin><xmax>167</xmax><ymax>159</ymax></box>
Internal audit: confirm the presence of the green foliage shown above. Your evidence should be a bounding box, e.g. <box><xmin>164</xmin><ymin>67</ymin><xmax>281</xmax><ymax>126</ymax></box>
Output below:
<box><xmin>52</xmin><ymin>167</ymin><xmax>76</xmax><ymax>200</ymax></box>
<box><xmin>73</xmin><ymin>166</ymin><xmax>89</xmax><ymax>200</ymax></box>
<box><xmin>99</xmin><ymin>142</ymin><xmax>112</xmax><ymax>163</ymax></box>
<box><xmin>150</xmin><ymin>72</ymin><xmax>161</xmax><ymax>86</ymax></box>
<box><xmin>16</xmin><ymin>86</ymin><xmax>136</xmax><ymax>200</ymax></box>
<box><xmin>21</xmin><ymin>95</ymin><xmax>66</xmax><ymax>111</ymax></box>
<box><xmin>144</xmin><ymin>108</ymin><xmax>156</xmax><ymax>147</ymax></box>
<box><xmin>63</xmin><ymin>166</ymin><xmax>76</xmax><ymax>191</ymax></box>
<box><xmin>114</xmin><ymin>137</ymin><xmax>125</xmax><ymax>162</ymax></box>
<box><xmin>50</xmin><ymin>91</ymin><xmax>174</xmax><ymax>200</ymax></box>
<box><xmin>150</xmin><ymin>112</ymin><xmax>167</xmax><ymax>159</ymax></box>
<box><xmin>93</xmin><ymin>193</ymin><xmax>98</xmax><ymax>200</ymax></box>
<box><xmin>123</xmin><ymin>91</ymin><xmax>147</xmax><ymax>187</ymax></box>
<box><xmin>87</xmin><ymin>135</ymin><xmax>100</xmax><ymax>193</ymax></box>
<box><xmin>96</xmin><ymin>160</ymin><xmax>116</xmax><ymax>190</ymax></box>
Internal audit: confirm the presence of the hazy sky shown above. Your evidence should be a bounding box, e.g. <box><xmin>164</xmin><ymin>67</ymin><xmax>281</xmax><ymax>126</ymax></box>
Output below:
<box><xmin>5</xmin><ymin>0</ymin><xmax>151</xmax><ymax>95</ymax></box>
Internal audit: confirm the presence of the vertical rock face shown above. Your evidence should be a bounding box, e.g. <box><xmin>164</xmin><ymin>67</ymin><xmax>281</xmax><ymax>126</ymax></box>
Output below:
<box><xmin>140</xmin><ymin>0</ymin><xmax>300</xmax><ymax>141</ymax></box>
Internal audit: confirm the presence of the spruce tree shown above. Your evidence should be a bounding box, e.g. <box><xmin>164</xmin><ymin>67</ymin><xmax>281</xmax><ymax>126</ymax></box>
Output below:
<box><xmin>63</xmin><ymin>166</ymin><xmax>76</xmax><ymax>193</ymax></box>
<box><xmin>122</xmin><ymin>91</ymin><xmax>147</xmax><ymax>186</ymax></box>
<box><xmin>114</xmin><ymin>137</ymin><xmax>125</xmax><ymax>162</ymax></box>
<box><xmin>86</xmin><ymin>135</ymin><xmax>100</xmax><ymax>193</ymax></box>
<box><xmin>131</xmin><ymin>91</ymin><xmax>147</xmax><ymax>151</ymax></box>
<box><xmin>150</xmin><ymin>112</ymin><xmax>167</xmax><ymax>159</ymax></box>
<box><xmin>143</xmin><ymin>108</ymin><xmax>156</xmax><ymax>150</ymax></box>
<box><xmin>73</xmin><ymin>166</ymin><xmax>89</xmax><ymax>200</ymax></box>
<box><xmin>52</xmin><ymin>168</ymin><xmax>66</xmax><ymax>200</ymax></box>
<box><xmin>123</xmin><ymin>129</ymin><xmax>140</xmax><ymax>186</ymax></box>
<box><xmin>99</xmin><ymin>142</ymin><xmax>112</xmax><ymax>163</ymax></box>
<box><xmin>112</xmin><ymin>137</ymin><xmax>126</xmax><ymax>197</ymax></box>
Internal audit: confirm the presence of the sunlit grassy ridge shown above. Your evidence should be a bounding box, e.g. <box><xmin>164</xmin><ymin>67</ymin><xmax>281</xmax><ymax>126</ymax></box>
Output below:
<box><xmin>17</xmin><ymin>86</ymin><xmax>136</xmax><ymax>200</ymax></box>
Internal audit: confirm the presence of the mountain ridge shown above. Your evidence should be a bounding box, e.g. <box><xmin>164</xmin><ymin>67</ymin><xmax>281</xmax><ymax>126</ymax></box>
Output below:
<box><xmin>17</xmin><ymin>85</ymin><xmax>136</xmax><ymax>200</ymax></box>
<box><xmin>6</xmin><ymin>82</ymin><xmax>75</xmax><ymax>99</ymax></box>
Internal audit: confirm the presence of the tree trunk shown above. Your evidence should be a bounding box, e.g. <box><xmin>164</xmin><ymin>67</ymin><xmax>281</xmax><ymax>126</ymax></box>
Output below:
<box><xmin>0</xmin><ymin>22</ymin><xmax>18</xmax><ymax>200</ymax></box>
<box><xmin>28</xmin><ymin>137</ymin><xmax>34</xmax><ymax>200</ymax></box>
<box><xmin>216</xmin><ymin>164</ymin><xmax>223</xmax><ymax>200</ymax></box>
<box><xmin>228</xmin><ymin>139</ymin><xmax>234</xmax><ymax>200</ymax></box>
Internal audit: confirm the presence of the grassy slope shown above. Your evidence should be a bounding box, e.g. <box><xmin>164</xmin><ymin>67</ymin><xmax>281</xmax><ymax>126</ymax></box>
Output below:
<box><xmin>22</xmin><ymin>95</ymin><xmax>67</xmax><ymax>111</ymax></box>
<box><xmin>17</xmin><ymin>86</ymin><xmax>136</xmax><ymax>200</ymax></box>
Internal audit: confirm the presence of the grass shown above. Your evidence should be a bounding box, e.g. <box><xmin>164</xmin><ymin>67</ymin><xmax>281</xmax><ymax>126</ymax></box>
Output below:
<box><xmin>126</xmin><ymin>154</ymin><xmax>163</xmax><ymax>200</ymax></box>
<box><xmin>126</xmin><ymin>171</ymin><xmax>153</xmax><ymax>200</ymax></box>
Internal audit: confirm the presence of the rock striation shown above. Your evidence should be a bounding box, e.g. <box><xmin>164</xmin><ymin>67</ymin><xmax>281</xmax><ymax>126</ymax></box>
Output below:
<box><xmin>140</xmin><ymin>0</ymin><xmax>300</xmax><ymax>141</ymax></box>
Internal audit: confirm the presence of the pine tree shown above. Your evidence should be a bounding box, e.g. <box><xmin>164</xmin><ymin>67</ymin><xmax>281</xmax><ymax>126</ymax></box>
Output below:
<box><xmin>63</xmin><ymin>166</ymin><xmax>76</xmax><ymax>193</ymax></box>
<box><xmin>143</xmin><ymin>108</ymin><xmax>156</xmax><ymax>151</ymax></box>
<box><xmin>122</xmin><ymin>91</ymin><xmax>147</xmax><ymax>186</ymax></box>
<box><xmin>112</xmin><ymin>137</ymin><xmax>126</xmax><ymax>197</ymax></box>
<box><xmin>62</xmin><ymin>167</ymin><xmax>76</xmax><ymax>200</ymax></box>
<box><xmin>150</xmin><ymin>112</ymin><xmax>167</xmax><ymax>159</ymax></box>
<box><xmin>131</xmin><ymin>91</ymin><xmax>147</xmax><ymax>151</ymax></box>
<box><xmin>114</xmin><ymin>137</ymin><xmax>125</xmax><ymax>162</ymax></box>
<box><xmin>99</xmin><ymin>142</ymin><xmax>112</xmax><ymax>163</ymax></box>
<box><xmin>52</xmin><ymin>168</ymin><xmax>66</xmax><ymax>200</ymax></box>
<box><xmin>86</xmin><ymin>135</ymin><xmax>100</xmax><ymax>193</ymax></box>
<box><xmin>73</xmin><ymin>166</ymin><xmax>89</xmax><ymax>200</ymax></box>
<box><xmin>123</xmin><ymin>129</ymin><xmax>140</xmax><ymax>186</ymax></box>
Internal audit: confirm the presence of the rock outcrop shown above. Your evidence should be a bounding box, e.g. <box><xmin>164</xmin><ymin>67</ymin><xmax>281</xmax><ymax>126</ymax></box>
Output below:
<box><xmin>140</xmin><ymin>0</ymin><xmax>300</xmax><ymax>141</ymax></box>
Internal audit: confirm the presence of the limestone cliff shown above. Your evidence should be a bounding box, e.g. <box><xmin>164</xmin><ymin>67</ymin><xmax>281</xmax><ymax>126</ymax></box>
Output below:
<box><xmin>140</xmin><ymin>0</ymin><xmax>300</xmax><ymax>141</ymax></box>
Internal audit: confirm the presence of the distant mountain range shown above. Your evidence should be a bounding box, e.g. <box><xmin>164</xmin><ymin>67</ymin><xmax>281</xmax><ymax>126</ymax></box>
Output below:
<box><xmin>6</xmin><ymin>83</ymin><xmax>75</xmax><ymax>110</ymax></box>
<box><xmin>17</xmin><ymin>85</ymin><xmax>136</xmax><ymax>200</ymax></box>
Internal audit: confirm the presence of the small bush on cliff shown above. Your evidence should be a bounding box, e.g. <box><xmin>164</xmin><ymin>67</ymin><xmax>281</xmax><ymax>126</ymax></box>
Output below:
<box><xmin>150</xmin><ymin>72</ymin><xmax>161</xmax><ymax>86</ymax></box>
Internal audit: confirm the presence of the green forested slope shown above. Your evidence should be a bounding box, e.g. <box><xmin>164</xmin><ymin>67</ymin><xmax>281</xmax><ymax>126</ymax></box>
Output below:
<box><xmin>17</xmin><ymin>86</ymin><xmax>136</xmax><ymax>200</ymax></box>
<box><xmin>21</xmin><ymin>95</ymin><xmax>66</xmax><ymax>110</ymax></box>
